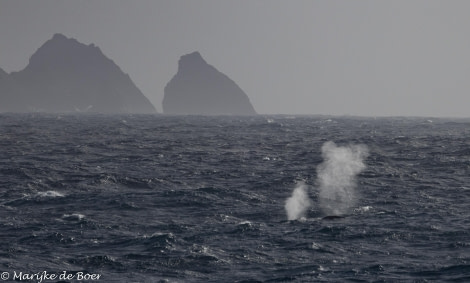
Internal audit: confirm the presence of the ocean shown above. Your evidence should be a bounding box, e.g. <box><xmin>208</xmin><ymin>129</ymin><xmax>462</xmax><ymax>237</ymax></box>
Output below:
<box><xmin>0</xmin><ymin>114</ymin><xmax>469</xmax><ymax>282</ymax></box>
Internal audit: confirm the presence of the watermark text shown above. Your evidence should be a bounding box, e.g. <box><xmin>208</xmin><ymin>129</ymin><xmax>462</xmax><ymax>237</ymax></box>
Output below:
<box><xmin>1</xmin><ymin>270</ymin><xmax>101</xmax><ymax>282</ymax></box>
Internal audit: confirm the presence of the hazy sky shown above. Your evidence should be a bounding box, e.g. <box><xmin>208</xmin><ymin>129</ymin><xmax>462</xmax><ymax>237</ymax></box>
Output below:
<box><xmin>1</xmin><ymin>0</ymin><xmax>470</xmax><ymax>117</ymax></box>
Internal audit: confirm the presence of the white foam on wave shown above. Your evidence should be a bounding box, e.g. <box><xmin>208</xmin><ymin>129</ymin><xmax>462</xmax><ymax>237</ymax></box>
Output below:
<box><xmin>62</xmin><ymin>213</ymin><xmax>85</xmax><ymax>221</ymax></box>
<box><xmin>354</xmin><ymin>206</ymin><xmax>373</xmax><ymax>213</ymax></box>
<box><xmin>37</xmin><ymin>191</ymin><xmax>65</xmax><ymax>198</ymax></box>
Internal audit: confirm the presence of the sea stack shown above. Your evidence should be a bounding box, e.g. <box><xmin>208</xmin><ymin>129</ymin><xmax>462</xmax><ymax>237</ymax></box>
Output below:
<box><xmin>0</xmin><ymin>33</ymin><xmax>156</xmax><ymax>113</ymax></box>
<box><xmin>162</xmin><ymin>51</ymin><xmax>256</xmax><ymax>115</ymax></box>
<box><xmin>0</xmin><ymin>68</ymin><xmax>7</xmax><ymax>78</ymax></box>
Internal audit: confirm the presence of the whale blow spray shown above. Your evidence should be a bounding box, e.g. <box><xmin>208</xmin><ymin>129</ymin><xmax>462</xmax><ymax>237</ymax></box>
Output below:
<box><xmin>285</xmin><ymin>182</ymin><xmax>311</xmax><ymax>221</ymax></box>
<box><xmin>285</xmin><ymin>141</ymin><xmax>368</xmax><ymax>220</ymax></box>
<box><xmin>317</xmin><ymin>141</ymin><xmax>368</xmax><ymax>216</ymax></box>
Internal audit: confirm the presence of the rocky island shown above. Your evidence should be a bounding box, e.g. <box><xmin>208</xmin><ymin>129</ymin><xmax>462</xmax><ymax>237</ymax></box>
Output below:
<box><xmin>0</xmin><ymin>33</ymin><xmax>156</xmax><ymax>113</ymax></box>
<box><xmin>162</xmin><ymin>51</ymin><xmax>256</xmax><ymax>115</ymax></box>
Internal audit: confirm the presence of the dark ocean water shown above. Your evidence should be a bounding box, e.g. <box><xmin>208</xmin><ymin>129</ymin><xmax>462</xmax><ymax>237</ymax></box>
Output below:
<box><xmin>0</xmin><ymin>114</ymin><xmax>469</xmax><ymax>282</ymax></box>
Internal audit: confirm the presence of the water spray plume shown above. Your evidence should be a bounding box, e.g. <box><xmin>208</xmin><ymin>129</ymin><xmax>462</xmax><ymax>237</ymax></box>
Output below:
<box><xmin>284</xmin><ymin>141</ymin><xmax>368</xmax><ymax>220</ymax></box>
<box><xmin>317</xmin><ymin>141</ymin><xmax>369</xmax><ymax>216</ymax></box>
<box><xmin>285</xmin><ymin>182</ymin><xmax>311</xmax><ymax>221</ymax></box>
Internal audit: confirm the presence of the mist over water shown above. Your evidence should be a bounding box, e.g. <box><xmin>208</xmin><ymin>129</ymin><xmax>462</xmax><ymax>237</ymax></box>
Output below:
<box><xmin>285</xmin><ymin>141</ymin><xmax>368</xmax><ymax>220</ymax></box>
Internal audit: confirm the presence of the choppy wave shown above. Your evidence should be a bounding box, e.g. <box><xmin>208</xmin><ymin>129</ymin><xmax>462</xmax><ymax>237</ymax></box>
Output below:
<box><xmin>0</xmin><ymin>114</ymin><xmax>469</xmax><ymax>281</ymax></box>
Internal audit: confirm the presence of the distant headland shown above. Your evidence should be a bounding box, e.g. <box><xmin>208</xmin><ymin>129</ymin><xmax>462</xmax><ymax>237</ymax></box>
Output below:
<box><xmin>0</xmin><ymin>34</ymin><xmax>258</xmax><ymax>115</ymax></box>
<box><xmin>163</xmin><ymin>51</ymin><xmax>257</xmax><ymax>115</ymax></box>
<box><xmin>0</xmin><ymin>33</ymin><xmax>156</xmax><ymax>114</ymax></box>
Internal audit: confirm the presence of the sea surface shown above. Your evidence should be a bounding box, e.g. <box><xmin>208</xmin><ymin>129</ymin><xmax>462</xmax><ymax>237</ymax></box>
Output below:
<box><xmin>0</xmin><ymin>114</ymin><xmax>469</xmax><ymax>282</ymax></box>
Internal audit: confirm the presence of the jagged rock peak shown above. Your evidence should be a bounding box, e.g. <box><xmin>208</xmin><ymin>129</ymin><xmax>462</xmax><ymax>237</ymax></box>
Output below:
<box><xmin>0</xmin><ymin>34</ymin><xmax>156</xmax><ymax>113</ymax></box>
<box><xmin>52</xmin><ymin>32</ymin><xmax>68</xmax><ymax>40</ymax></box>
<box><xmin>49</xmin><ymin>33</ymin><xmax>97</xmax><ymax>49</ymax></box>
<box><xmin>163</xmin><ymin>51</ymin><xmax>257</xmax><ymax>115</ymax></box>
<box><xmin>28</xmin><ymin>33</ymin><xmax>104</xmax><ymax>69</ymax></box>
<box><xmin>178</xmin><ymin>51</ymin><xmax>207</xmax><ymax>69</ymax></box>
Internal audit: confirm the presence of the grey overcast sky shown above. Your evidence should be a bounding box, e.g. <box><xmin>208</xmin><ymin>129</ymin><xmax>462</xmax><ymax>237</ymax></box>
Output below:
<box><xmin>1</xmin><ymin>0</ymin><xmax>470</xmax><ymax>117</ymax></box>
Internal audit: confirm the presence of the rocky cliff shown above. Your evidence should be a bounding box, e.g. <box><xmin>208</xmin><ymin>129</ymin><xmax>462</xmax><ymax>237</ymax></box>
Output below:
<box><xmin>0</xmin><ymin>34</ymin><xmax>156</xmax><ymax>113</ymax></box>
<box><xmin>162</xmin><ymin>52</ymin><xmax>256</xmax><ymax>115</ymax></box>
